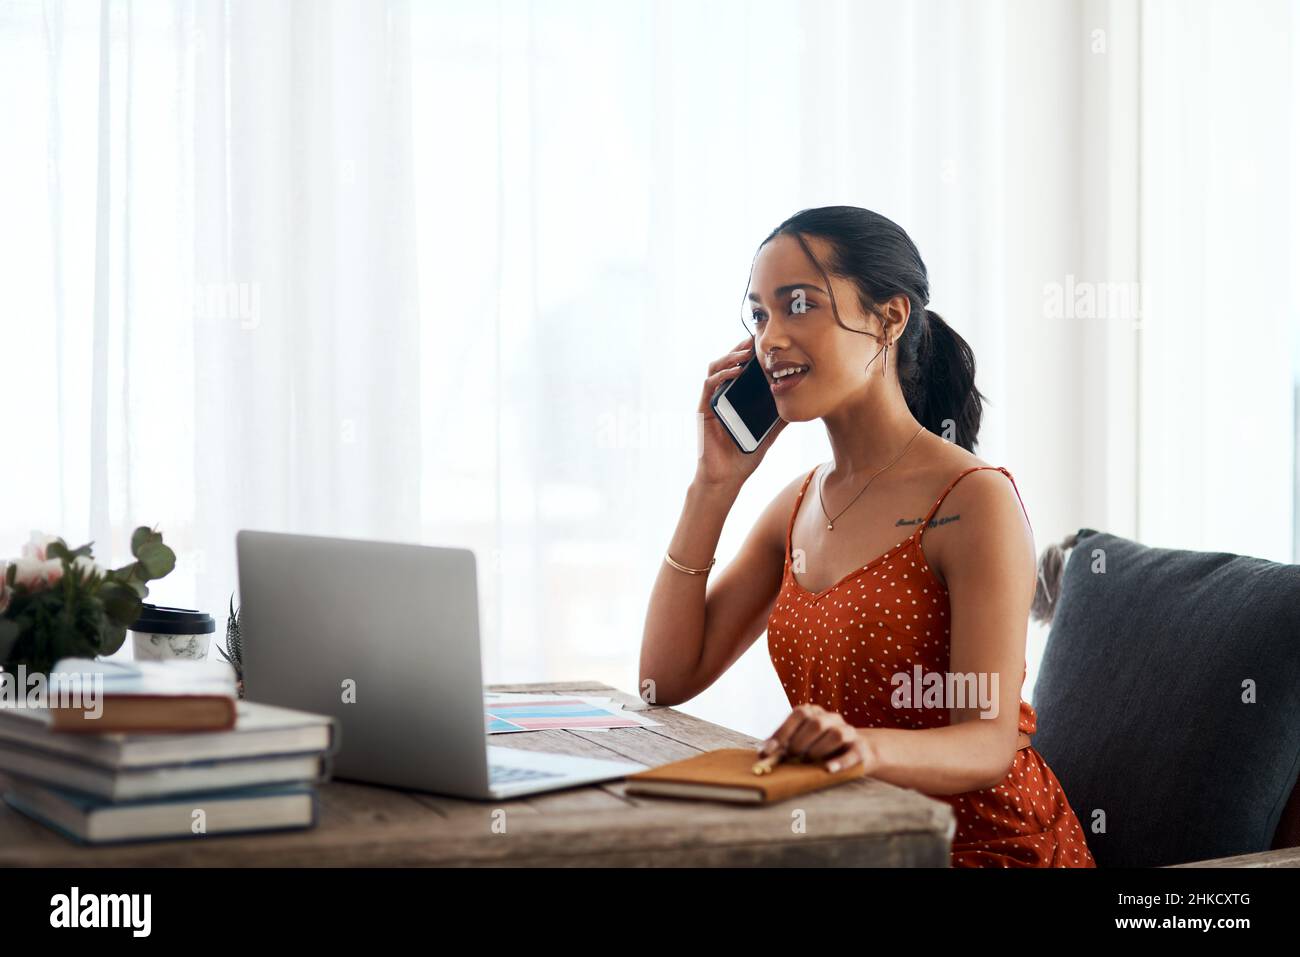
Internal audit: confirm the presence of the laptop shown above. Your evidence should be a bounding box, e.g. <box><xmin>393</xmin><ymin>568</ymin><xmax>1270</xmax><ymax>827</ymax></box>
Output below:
<box><xmin>235</xmin><ymin>530</ymin><xmax>648</xmax><ymax>799</ymax></box>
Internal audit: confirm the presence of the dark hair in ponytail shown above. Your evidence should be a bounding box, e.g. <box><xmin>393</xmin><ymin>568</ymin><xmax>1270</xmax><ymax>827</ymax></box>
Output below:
<box><xmin>758</xmin><ymin>206</ymin><xmax>987</xmax><ymax>452</ymax></box>
<box><xmin>1030</xmin><ymin>531</ymin><xmax>1079</xmax><ymax>625</ymax></box>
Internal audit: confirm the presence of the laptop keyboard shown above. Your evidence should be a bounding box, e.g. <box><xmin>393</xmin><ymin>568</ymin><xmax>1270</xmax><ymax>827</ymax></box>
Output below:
<box><xmin>489</xmin><ymin>763</ymin><xmax>565</xmax><ymax>784</ymax></box>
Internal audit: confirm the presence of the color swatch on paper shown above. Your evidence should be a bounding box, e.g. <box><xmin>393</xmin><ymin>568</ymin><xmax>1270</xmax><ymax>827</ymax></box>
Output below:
<box><xmin>484</xmin><ymin>695</ymin><xmax>660</xmax><ymax>734</ymax></box>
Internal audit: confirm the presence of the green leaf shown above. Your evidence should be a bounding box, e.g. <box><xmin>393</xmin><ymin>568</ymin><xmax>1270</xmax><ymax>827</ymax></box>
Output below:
<box><xmin>100</xmin><ymin>582</ymin><xmax>143</xmax><ymax>627</ymax></box>
<box><xmin>0</xmin><ymin>619</ymin><xmax>20</xmax><ymax>668</ymax></box>
<box><xmin>130</xmin><ymin>526</ymin><xmax>161</xmax><ymax>558</ymax></box>
<box><xmin>45</xmin><ymin>541</ymin><xmax>70</xmax><ymax>562</ymax></box>
<box><xmin>100</xmin><ymin>622</ymin><xmax>127</xmax><ymax>656</ymax></box>
<box><xmin>135</xmin><ymin>541</ymin><xmax>176</xmax><ymax>580</ymax></box>
<box><xmin>105</xmin><ymin>563</ymin><xmax>150</xmax><ymax>596</ymax></box>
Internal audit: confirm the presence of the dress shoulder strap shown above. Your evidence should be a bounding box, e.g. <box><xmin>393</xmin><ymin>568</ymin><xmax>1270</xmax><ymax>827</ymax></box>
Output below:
<box><xmin>786</xmin><ymin>465</ymin><xmax>822</xmax><ymax>563</ymax></box>
<box><xmin>915</xmin><ymin>465</ymin><xmax>1031</xmax><ymax>544</ymax></box>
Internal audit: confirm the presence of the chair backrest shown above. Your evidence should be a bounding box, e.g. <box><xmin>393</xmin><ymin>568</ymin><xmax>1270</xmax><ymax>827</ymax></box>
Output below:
<box><xmin>1030</xmin><ymin>529</ymin><xmax>1300</xmax><ymax>867</ymax></box>
<box><xmin>1272</xmin><ymin>779</ymin><xmax>1300</xmax><ymax>849</ymax></box>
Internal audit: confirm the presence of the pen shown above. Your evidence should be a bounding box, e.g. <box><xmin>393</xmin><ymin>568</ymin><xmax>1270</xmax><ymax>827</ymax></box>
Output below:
<box><xmin>752</xmin><ymin>742</ymin><xmax>803</xmax><ymax>774</ymax></box>
<box><xmin>752</xmin><ymin>743</ymin><xmax>839</xmax><ymax>774</ymax></box>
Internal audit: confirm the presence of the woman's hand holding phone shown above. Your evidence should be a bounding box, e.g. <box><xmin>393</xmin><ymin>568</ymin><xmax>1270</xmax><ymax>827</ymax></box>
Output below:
<box><xmin>695</xmin><ymin>336</ymin><xmax>787</xmax><ymax>490</ymax></box>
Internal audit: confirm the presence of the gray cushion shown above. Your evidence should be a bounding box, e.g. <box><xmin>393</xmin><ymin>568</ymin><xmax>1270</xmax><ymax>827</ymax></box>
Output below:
<box><xmin>1031</xmin><ymin>528</ymin><xmax>1300</xmax><ymax>867</ymax></box>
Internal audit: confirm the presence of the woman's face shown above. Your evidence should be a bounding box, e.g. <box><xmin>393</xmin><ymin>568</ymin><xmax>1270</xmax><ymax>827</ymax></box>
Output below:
<box><xmin>745</xmin><ymin>233</ymin><xmax>892</xmax><ymax>421</ymax></box>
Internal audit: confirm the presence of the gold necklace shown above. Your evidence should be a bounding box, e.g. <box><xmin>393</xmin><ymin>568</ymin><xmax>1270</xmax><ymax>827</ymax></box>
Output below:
<box><xmin>818</xmin><ymin>424</ymin><xmax>927</xmax><ymax>531</ymax></box>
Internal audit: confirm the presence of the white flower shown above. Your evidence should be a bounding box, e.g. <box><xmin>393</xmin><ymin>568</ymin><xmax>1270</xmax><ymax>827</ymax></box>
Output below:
<box><xmin>72</xmin><ymin>554</ymin><xmax>103</xmax><ymax>580</ymax></box>
<box><xmin>20</xmin><ymin>531</ymin><xmax>61</xmax><ymax>561</ymax></box>
<box><xmin>11</xmin><ymin>556</ymin><xmax>64</xmax><ymax>590</ymax></box>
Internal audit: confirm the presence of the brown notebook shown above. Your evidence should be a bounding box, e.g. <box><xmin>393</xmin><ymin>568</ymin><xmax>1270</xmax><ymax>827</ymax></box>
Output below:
<box><xmin>623</xmin><ymin>747</ymin><xmax>867</xmax><ymax>804</ymax></box>
<box><xmin>50</xmin><ymin>695</ymin><xmax>237</xmax><ymax>733</ymax></box>
<box><xmin>43</xmin><ymin>657</ymin><xmax>238</xmax><ymax>733</ymax></box>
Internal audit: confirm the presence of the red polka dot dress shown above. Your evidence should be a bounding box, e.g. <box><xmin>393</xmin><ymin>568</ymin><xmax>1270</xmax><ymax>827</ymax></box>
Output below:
<box><xmin>767</xmin><ymin>464</ymin><xmax>1096</xmax><ymax>868</ymax></box>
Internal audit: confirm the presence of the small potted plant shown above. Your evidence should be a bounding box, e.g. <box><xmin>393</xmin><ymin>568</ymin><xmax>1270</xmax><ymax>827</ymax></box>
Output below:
<box><xmin>0</xmin><ymin>528</ymin><xmax>176</xmax><ymax>676</ymax></box>
<box><xmin>217</xmin><ymin>593</ymin><xmax>246</xmax><ymax>698</ymax></box>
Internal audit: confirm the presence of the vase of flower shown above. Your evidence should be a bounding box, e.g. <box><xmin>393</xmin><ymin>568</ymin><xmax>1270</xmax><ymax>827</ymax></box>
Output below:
<box><xmin>0</xmin><ymin>527</ymin><xmax>177</xmax><ymax>676</ymax></box>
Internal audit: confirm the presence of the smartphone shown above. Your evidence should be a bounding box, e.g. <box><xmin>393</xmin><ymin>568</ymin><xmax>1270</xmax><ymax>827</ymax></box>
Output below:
<box><xmin>710</xmin><ymin>354</ymin><xmax>781</xmax><ymax>453</ymax></box>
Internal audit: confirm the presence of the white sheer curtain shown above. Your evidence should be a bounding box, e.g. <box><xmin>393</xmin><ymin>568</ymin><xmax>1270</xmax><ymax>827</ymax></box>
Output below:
<box><xmin>1137</xmin><ymin>0</ymin><xmax>1300</xmax><ymax>562</ymax></box>
<box><xmin>1</xmin><ymin>0</ymin><xmax>1296</xmax><ymax>740</ymax></box>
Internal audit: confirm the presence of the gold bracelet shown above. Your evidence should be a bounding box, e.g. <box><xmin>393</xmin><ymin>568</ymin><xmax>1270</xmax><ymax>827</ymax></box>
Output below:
<box><xmin>664</xmin><ymin>551</ymin><xmax>716</xmax><ymax>575</ymax></box>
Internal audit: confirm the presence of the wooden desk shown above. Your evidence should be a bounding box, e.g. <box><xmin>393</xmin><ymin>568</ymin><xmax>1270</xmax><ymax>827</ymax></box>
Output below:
<box><xmin>0</xmin><ymin>681</ymin><xmax>955</xmax><ymax>867</ymax></box>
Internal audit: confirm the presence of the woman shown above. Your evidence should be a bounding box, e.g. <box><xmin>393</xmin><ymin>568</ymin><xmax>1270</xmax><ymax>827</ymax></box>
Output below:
<box><xmin>639</xmin><ymin>206</ymin><xmax>1095</xmax><ymax>867</ymax></box>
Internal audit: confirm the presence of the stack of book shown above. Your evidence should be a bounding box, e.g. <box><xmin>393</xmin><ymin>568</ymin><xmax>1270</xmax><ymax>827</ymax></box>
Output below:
<box><xmin>0</xmin><ymin>657</ymin><xmax>338</xmax><ymax>845</ymax></box>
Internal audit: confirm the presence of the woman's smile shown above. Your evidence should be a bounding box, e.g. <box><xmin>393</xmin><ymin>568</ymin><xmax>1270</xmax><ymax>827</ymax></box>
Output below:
<box><xmin>767</xmin><ymin>360</ymin><xmax>811</xmax><ymax>396</ymax></box>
